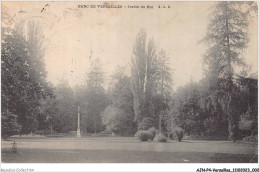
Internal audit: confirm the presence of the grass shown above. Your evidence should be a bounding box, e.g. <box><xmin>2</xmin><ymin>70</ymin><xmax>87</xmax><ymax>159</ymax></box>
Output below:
<box><xmin>1</xmin><ymin>137</ymin><xmax>258</xmax><ymax>163</ymax></box>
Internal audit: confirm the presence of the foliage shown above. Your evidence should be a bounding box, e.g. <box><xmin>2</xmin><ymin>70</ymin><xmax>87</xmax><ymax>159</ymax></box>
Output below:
<box><xmin>172</xmin><ymin>127</ymin><xmax>184</xmax><ymax>142</ymax></box>
<box><xmin>34</xmin><ymin>129</ymin><xmax>57</xmax><ymax>136</ymax></box>
<box><xmin>101</xmin><ymin>105</ymin><xmax>136</xmax><ymax>136</ymax></box>
<box><xmin>103</xmin><ymin>67</ymin><xmax>137</xmax><ymax>136</ymax></box>
<box><xmin>152</xmin><ymin>95</ymin><xmax>168</xmax><ymax>130</ymax></box>
<box><xmin>239</xmin><ymin>111</ymin><xmax>253</xmax><ymax>131</ymax></box>
<box><xmin>167</xmin><ymin>82</ymin><xmax>206</xmax><ymax>136</ymax></box>
<box><xmin>242</xmin><ymin>136</ymin><xmax>257</xmax><ymax>142</ymax></box>
<box><xmin>202</xmin><ymin>1</ymin><xmax>251</xmax><ymax>141</ymax></box>
<box><xmin>52</xmin><ymin>81</ymin><xmax>77</xmax><ymax>133</ymax></box>
<box><xmin>98</xmin><ymin>130</ymin><xmax>113</xmax><ymax>137</ymax></box>
<box><xmin>238</xmin><ymin>105</ymin><xmax>257</xmax><ymax>137</ymax></box>
<box><xmin>77</xmin><ymin>57</ymin><xmax>108</xmax><ymax>134</ymax></box>
<box><xmin>131</xmin><ymin>29</ymin><xmax>156</xmax><ymax>124</ymax></box>
<box><xmin>138</xmin><ymin>117</ymin><xmax>154</xmax><ymax>130</ymax></box>
<box><xmin>154</xmin><ymin>133</ymin><xmax>167</xmax><ymax>142</ymax></box>
<box><xmin>1</xmin><ymin>111</ymin><xmax>21</xmax><ymax>139</ymax></box>
<box><xmin>130</xmin><ymin>30</ymin><xmax>174</xmax><ymax>134</ymax></box>
<box><xmin>204</xmin><ymin>116</ymin><xmax>224</xmax><ymax>137</ymax></box>
<box><xmin>152</xmin><ymin>49</ymin><xmax>173</xmax><ymax>100</ymax></box>
<box><xmin>1</xmin><ymin>9</ymin><xmax>52</xmax><ymax>137</ymax></box>
<box><xmin>135</xmin><ymin>130</ymin><xmax>154</xmax><ymax>141</ymax></box>
<box><xmin>166</xmin><ymin>75</ymin><xmax>257</xmax><ymax>140</ymax></box>
<box><xmin>36</xmin><ymin>92</ymin><xmax>58</xmax><ymax>131</ymax></box>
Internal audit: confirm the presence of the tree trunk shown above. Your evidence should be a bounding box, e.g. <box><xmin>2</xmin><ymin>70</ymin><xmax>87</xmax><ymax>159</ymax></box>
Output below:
<box><xmin>227</xmin><ymin>93</ymin><xmax>236</xmax><ymax>142</ymax></box>
<box><xmin>50</xmin><ymin>122</ymin><xmax>53</xmax><ymax>134</ymax></box>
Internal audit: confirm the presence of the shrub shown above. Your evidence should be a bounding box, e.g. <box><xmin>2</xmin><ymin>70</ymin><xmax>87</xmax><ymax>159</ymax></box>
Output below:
<box><xmin>204</xmin><ymin>116</ymin><xmax>220</xmax><ymax>136</ymax></box>
<box><xmin>97</xmin><ymin>131</ymin><xmax>113</xmax><ymax>137</ymax></box>
<box><xmin>239</xmin><ymin>112</ymin><xmax>253</xmax><ymax>131</ymax></box>
<box><xmin>172</xmin><ymin>127</ymin><xmax>184</xmax><ymax>142</ymax></box>
<box><xmin>138</xmin><ymin>117</ymin><xmax>154</xmax><ymax>130</ymax></box>
<box><xmin>35</xmin><ymin>129</ymin><xmax>57</xmax><ymax>136</ymax></box>
<box><xmin>148</xmin><ymin>127</ymin><xmax>157</xmax><ymax>140</ymax></box>
<box><xmin>135</xmin><ymin>130</ymin><xmax>154</xmax><ymax>141</ymax></box>
<box><xmin>243</xmin><ymin>136</ymin><xmax>258</xmax><ymax>142</ymax></box>
<box><xmin>154</xmin><ymin>133</ymin><xmax>167</xmax><ymax>142</ymax></box>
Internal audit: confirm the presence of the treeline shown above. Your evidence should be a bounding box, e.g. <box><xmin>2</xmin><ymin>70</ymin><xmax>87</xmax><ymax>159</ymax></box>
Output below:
<box><xmin>2</xmin><ymin>2</ymin><xmax>257</xmax><ymax>141</ymax></box>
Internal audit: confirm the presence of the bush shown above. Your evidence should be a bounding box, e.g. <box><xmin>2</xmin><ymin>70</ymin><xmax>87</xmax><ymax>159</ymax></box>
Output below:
<box><xmin>243</xmin><ymin>136</ymin><xmax>258</xmax><ymax>142</ymax></box>
<box><xmin>148</xmin><ymin>127</ymin><xmax>157</xmax><ymax>140</ymax></box>
<box><xmin>97</xmin><ymin>131</ymin><xmax>113</xmax><ymax>137</ymax></box>
<box><xmin>172</xmin><ymin>127</ymin><xmax>184</xmax><ymax>142</ymax></box>
<box><xmin>35</xmin><ymin>129</ymin><xmax>57</xmax><ymax>136</ymax></box>
<box><xmin>135</xmin><ymin>130</ymin><xmax>154</xmax><ymax>141</ymax></box>
<box><xmin>239</xmin><ymin>112</ymin><xmax>253</xmax><ymax>131</ymax></box>
<box><xmin>154</xmin><ymin>133</ymin><xmax>167</xmax><ymax>142</ymax></box>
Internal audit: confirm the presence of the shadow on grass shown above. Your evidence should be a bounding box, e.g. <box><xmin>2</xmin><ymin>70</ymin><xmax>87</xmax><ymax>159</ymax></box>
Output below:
<box><xmin>1</xmin><ymin>148</ymin><xmax>258</xmax><ymax>163</ymax></box>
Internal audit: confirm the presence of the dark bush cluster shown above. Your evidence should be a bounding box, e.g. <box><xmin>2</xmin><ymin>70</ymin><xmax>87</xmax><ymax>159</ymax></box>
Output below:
<box><xmin>136</xmin><ymin>127</ymin><xmax>165</xmax><ymax>142</ymax></box>
<box><xmin>135</xmin><ymin>130</ymin><xmax>154</xmax><ymax>141</ymax></box>
<box><xmin>172</xmin><ymin>127</ymin><xmax>184</xmax><ymax>142</ymax></box>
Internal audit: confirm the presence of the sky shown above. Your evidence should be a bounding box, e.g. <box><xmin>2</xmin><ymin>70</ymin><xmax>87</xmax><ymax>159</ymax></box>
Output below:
<box><xmin>2</xmin><ymin>1</ymin><xmax>258</xmax><ymax>90</ymax></box>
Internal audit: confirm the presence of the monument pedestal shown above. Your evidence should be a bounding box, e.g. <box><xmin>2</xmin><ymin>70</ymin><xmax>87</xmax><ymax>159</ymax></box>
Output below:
<box><xmin>76</xmin><ymin>128</ymin><xmax>81</xmax><ymax>138</ymax></box>
<box><xmin>76</xmin><ymin>106</ymin><xmax>81</xmax><ymax>138</ymax></box>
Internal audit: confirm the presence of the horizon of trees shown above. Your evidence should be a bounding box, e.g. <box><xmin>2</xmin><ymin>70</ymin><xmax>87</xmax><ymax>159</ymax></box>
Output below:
<box><xmin>2</xmin><ymin>2</ymin><xmax>258</xmax><ymax>141</ymax></box>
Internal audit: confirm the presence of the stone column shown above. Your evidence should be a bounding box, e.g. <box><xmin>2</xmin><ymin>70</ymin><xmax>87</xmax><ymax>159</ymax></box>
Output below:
<box><xmin>76</xmin><ymin>106</ymin><xmax>81</xmax><ymax>138</ymax></box>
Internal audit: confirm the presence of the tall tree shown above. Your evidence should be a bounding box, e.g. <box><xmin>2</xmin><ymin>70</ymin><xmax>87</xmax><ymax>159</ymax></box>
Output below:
<box><xmin>53</xmin><ymin>80</ymin><xmax>77</xmax><ymax>133</ymax></box>
<box><xmin>131</xmin><ymin>29</ymin><xmax>156</xmax><ymax>126</ymax></box>
<box><xmin>152</xmin><ymin>49</ymin><xmax>173</xmax><ymax>132</ymax></box>
<box><xmin>102</xmin><ymin>66</ymin><xmax>136</xmax><ymax>136</ymax></box>
<box><xmin>82</xmin><ymin>57</ymin><xmax>108</xmax><ymax>134</ymax></box>
<box><xmin>26</xmin><ymin>20</ymin><xmax>48</xmax><ymax>89</ymax></box>
<box><xmin>1</xmin><ymin>6</ymin><xmax>21</xmax><ymax>138</ymax></box>
<box><xmin>203</xmin><ymin>2</ymin><xmax>249</xmax><ymax>141</ymax></box>
<box><xmin>1</xmin><ymin>6</ymin><xmax>53</xmax><ymax>136</ymax></box>
<box><xmin>131</xmin><ymin>29</ymin><xmax>147</xmax><ymax>123</ymax></box>
<box><xmin>153</xmin><ymin>50</ymin><xmax>173</xmax><ymax>100</ymax></box>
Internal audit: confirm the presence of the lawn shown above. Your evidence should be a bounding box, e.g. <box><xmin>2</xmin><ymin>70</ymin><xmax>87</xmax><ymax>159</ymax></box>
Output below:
<box><xmin>1</xmin><ymin>137</ymin><xmax>258</xmax><ymax>163</ymax></box>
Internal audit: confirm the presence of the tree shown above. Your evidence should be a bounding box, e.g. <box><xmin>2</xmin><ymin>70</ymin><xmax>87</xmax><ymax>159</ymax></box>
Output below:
<box><xmin>1</xmin><ymin>111</ymin><xmax>21</xmax><ymax>139</ymax></box>
<box><xmin>26</xmin><ymin>20</ymin><xmax>49</xmax><ymax>92</ymax></box>
<box><xmin>236</xmin><ymin>75</ymin><xmax>258</xmax><ymax>136</ymax></box>
<box><xmin>131</xmin><ymin>29</ymin><xmax>156</xmax><ymax>126</ymax></box>
<box><xmin>203</xmin><ymin>2</ymin><xmax>250</xmax><ymax>141</ymax></box>
<box><xmin>1</xmin><ymin>7</ymin><xmax>52</xmax><ymax>137</ymax></box>
<box><xmin>101</xmin><ymin>105</ymin><xmax>135</xmax><ymax>136</ymax></box>
<box><xmin>81</xmin><ymin>57</ymin><xmax>108</xmax><ymax>134</ymax></box>
<box><xmin>53</xmin><ymin>80</ymin><xmax>77</xmax><ymax>133</ymax></box>
<box><xmin>153</xmin><ymin>49</ymin><xmax>173</xmax><ymax>100</ymax></box>
<box><xmin>1</xmin><ymin>28</ymin><xmax>42</xmax><ymax>135</ymax></box>
<box><xmin>102</xmin><ymin>66</ymin><xmax>136</xmax><ymax>136</ymax></box>
<box><xmin>167</xmin><ymin>82</ymin><xmax>205</xmax><ymax>136</ymax></box>
<box><xmin>152</xmin><ymin>49</ymin><xmax>173</xmax><ymax>132</ymax></box>
<box><xmin>1</xmin><ymin>7</ymin><xmax>22</xmax><ymax>138</ymax></box>
<box><xmin>36</xmin><ymin>90</ymin><xmax>59</xmax><ymax>133</ymax></box>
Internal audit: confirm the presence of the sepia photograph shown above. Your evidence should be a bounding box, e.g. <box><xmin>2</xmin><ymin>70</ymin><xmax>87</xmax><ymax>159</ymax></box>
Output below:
<box><xmin>1</xmin><ymin>0</ymin><xmax>258</xmax><ymax>170</ymax></box>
